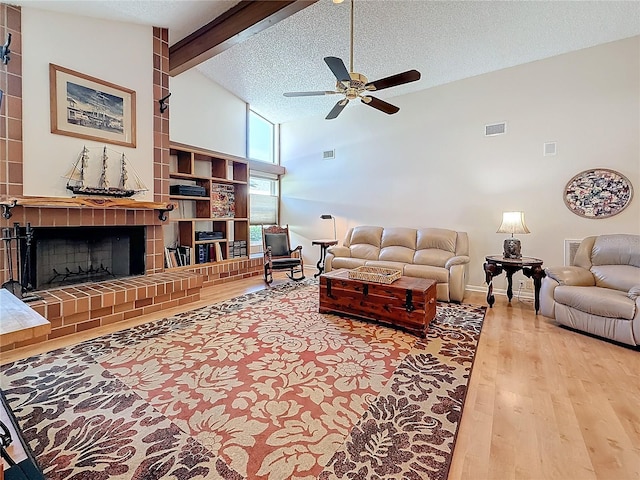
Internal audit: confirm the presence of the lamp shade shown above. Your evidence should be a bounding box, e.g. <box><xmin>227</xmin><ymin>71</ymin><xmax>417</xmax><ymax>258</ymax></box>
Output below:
<box><xmin>496</xmin><ymin>211</ymin><xmax>530</xmax><ymax>236</ymax></box>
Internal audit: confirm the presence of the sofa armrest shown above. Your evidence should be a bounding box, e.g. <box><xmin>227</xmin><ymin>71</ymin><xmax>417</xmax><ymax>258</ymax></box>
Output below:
<box><xmin>545</xmin><ymin>266</ymin><xmax>595</xmax><ymax>286</ymax></box>
<box><xmin>327</xmin><ymin>246</ymin><xmax>351</xmax><ymax>257</ymax></box>
<box><xmin>445</xmin><ymin>255</ymin><xmax>470</xmax><ymax>269</ymax></box>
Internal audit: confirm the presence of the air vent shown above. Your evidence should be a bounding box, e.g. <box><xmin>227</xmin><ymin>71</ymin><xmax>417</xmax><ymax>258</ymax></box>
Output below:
<box><xmin>485</xmin><ymin>122</ymin><xmax>506</xmax><ymax>136</ymax></box>
<box><xmin>323</xmin><ymin>149</ymin><xmax>335</xmax><ymax>160</ymax></box>
<box><xmin>564</xmin><ymin>239</ymin><xmax>582</xmax><ymax>266</ymax></box>
<box><xmin>544</xmin><ymin>142</ymin><xmax>557</xmax><ymax>156</ymax></box>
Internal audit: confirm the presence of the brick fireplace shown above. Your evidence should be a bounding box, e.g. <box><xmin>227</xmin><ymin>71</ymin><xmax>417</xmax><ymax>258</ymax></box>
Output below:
<box><xmin>0</xmin><ymin>10</ymin><xmax>263</xmax><ymax>353</ymax></box>
<box><xmin>0</xmin><ymin>8</ymin><xmax>170</xmax><ymax>280</ymax></box>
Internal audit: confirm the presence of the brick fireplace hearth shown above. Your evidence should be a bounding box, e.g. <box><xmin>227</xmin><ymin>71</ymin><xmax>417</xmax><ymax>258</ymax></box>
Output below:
<box><xmin>0</xmin><ymin>14</ymin><xmax>263</xmax><ymax>353</ymax></box>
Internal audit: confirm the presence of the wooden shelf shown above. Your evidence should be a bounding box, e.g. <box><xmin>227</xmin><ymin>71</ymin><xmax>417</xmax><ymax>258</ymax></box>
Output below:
<box><xmin>169</xmin><ymin>195</ymin><xmax>210</xmax><ymax>201</ymax></box>
<box><xmin>165</xmin><ymin>143</ymin><xmax>249</xmax><ymax>268</ymax></box>
<box><xmin>194</xmin><ymin>239</ymin><xmax>225</xmax><ymax>245</ymax></box>
<box><xmin>171</xmin><ymin>217</ymin><xmax>248</xmax><ymax>222</ymax></box>
<box><xmin>169</xmin><ymin>172</ymin><xmax>210</xmax><ymax>181</ymax></box>
<box><xmin>0</xmin><ymin>196</ymin><xmax>175</xmax><ymax>221</ymax></box>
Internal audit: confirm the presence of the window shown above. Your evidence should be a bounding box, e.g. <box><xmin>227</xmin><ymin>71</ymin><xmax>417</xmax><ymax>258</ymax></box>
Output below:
<box><xmin>247</xmin><ymin>108</ymin><xmax>282</xmax><ymax>254</ymax></box>
<box><xmin>248</xmin><ymin>110</ymin><xmax>275</xmax><ymax>163</ymax></box>
<box><xmin>249</xmin><ymin>174</ymin><xmax>279</xmax><ymax>253</ymax></box>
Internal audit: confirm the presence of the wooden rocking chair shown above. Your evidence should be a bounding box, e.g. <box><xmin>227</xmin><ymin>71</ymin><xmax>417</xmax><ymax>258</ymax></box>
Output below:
<box><xmin>262</xmin><ymin>225</ymin><xmax>305</xmax><ymax>284</ymax></box>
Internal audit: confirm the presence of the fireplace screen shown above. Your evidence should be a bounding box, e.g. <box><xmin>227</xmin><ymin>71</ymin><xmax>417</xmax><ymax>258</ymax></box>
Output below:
<box><xmin>26</xmin><ymin>226</ymin><xmax>145</xmax><ymax>290</ymax></box>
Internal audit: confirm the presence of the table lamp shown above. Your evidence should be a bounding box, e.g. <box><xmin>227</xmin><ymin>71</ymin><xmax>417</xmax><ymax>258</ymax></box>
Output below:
<box><xmin>497</xmin><ymin>211</ymin><xmax>530</xmax><ymax>259</ymax></box>
<box><xmin>320</xmin><ymin>214</ymin><xmax>337</xmax><ymax>240</ymax></box>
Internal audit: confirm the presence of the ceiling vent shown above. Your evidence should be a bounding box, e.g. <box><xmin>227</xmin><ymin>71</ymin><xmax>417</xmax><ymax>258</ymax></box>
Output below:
<box><xmin>544</xmin><ymin>142</ymin><xmax>557</xmax><ymax>156</ymax></box>
<box><xmin>485</xmin><ymin>122</ymin><xmax>506</xmax><ymax>136</ymax></box>
<box><xmin>323</xmin><ymin>149</ymin><xmax>335</xmax><ymax>160</ymax></box>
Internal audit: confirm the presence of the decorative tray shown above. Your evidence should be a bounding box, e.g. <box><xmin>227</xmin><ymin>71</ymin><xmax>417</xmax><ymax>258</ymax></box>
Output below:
<box><xmin>348</xmin><ymin>266</ymin><xmax>402</xmax><ymax>284</ymax></box>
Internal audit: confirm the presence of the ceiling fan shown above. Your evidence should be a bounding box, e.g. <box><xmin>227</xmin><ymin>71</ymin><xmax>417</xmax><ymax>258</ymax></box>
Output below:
<box><xmin>283</xmin><ymin>0</ymin><xmax>421</xmax><ymax>120</ymax></box>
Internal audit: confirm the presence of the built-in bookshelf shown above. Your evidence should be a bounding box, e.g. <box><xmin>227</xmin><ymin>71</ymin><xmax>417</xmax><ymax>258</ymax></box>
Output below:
<box><xmin>164</xmin><ymin>142</ymin><xmax>249</xmax><ymax>268</ymax></box>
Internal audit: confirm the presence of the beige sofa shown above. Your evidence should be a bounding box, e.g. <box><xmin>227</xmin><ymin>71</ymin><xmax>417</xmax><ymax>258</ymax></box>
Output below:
<box><xmin>325</xmin><ymin>226</ymin><xmax>469</xmax><ymax>302</ymax></box>
<box><xmin>540</xmin><ymin>234</ymin><xmax>640</xmax><ymax>346</ymax></box>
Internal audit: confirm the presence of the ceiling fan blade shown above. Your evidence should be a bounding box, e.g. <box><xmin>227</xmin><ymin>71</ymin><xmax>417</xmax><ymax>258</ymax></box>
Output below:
<box><xmin>324</xmin><ymin>56</ymin><xmax>351</xmax><ymax>83</ymax></box>
<box><xmin>326</xmin><ymin>99</ymin><xmax>349</xmax><ymax>120</ymax></box>
<box><xmin>361</xmin><ymin>96</ymin><xmax>400</xmax><ymax>115</ymax></box>
<box><xmin>283</xmin><ymin>91</ymin><xmax>340</xmax><ymax>97</ymax></box>
<box><xmin>365</xmin><ymin>70</ymin><xmax>421</xmax><ymax>91</ymax></box>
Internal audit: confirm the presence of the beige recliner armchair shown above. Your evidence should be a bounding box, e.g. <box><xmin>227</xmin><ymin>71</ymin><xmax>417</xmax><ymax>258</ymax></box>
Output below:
<box><xmin>540</xmin><ymin>234</ymin><xmax>640</xmax><ymax>346</ymax></box>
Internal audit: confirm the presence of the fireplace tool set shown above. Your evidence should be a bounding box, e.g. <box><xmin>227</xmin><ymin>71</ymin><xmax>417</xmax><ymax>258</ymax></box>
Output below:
<box><xmin>1</xmin><ymin>222</ymin><xmax>40</xmax><ymax>302</ymax></box>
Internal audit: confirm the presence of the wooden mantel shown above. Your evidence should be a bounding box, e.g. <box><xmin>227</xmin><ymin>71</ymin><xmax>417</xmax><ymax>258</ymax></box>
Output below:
<box><xmin>0</xmin><ymin>196</ymin><xmax>175</xmax><ymax>221</ymax></box>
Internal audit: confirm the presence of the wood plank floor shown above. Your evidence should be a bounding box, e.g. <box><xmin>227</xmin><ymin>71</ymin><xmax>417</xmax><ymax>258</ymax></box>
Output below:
<box><xmin>1</xmin><ymin>273</ymin><xmax>639</xmax><ymax>480</ymax></box>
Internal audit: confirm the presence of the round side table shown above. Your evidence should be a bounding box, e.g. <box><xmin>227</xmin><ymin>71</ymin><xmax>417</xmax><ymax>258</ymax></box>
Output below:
<box><xmin>312</xmin><ymin>239</ymin><xmax>338</xmax><ymax>278</ymax></box>
<box><xmin>483</xmin><ymin>255</ymin><xmax>545</xmax><ymax>313</ymax></box>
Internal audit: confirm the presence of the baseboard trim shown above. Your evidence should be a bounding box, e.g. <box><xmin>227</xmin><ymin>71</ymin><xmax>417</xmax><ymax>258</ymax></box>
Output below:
<box><xmin>465</xmin><ymin>284</ymin><xmax>534</xmax><ymax>300</ymax></box>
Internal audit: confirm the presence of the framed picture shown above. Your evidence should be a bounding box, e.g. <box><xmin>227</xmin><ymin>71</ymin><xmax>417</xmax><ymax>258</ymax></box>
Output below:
<box><xmin>50</xmin><ymin>64</ymin><xmax>136</xmax><ymax>147</ymax></box>
<box><xmin>563</xmin><ymin>168</ymin><xmax>633</xmax><ymax>219</ymax></box>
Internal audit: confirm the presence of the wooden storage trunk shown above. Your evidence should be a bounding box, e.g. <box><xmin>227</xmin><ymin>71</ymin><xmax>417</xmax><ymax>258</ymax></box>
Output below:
<box><xmin>319</xmin><ymin>269</ymin><xmax>437</xmax><ymax>337</ymax></box>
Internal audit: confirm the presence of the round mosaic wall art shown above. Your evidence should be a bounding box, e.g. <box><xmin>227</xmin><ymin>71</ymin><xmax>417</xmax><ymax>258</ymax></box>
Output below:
<box><xmin>563</xmin><ymin>168</ymin><xmax>633</xmax><ymax>219</ymax></box>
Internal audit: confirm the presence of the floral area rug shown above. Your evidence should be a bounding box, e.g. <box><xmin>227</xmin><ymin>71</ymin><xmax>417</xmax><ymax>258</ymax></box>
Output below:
<box><xmin>0</xmin><ymin>279</ymin><xmax>485</xmax><ymax>480</ymax></box>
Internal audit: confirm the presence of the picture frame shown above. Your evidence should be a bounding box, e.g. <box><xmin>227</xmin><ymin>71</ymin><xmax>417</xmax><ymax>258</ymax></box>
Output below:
<box><xmin>49</xmin><ymin>63</ymin><xmax>136</xmax><ymax>147</ymax></box>
<box><xmin>563</xmin><ymin>168</ymin><xmax>633</xmax><ymax>219</ymax></box>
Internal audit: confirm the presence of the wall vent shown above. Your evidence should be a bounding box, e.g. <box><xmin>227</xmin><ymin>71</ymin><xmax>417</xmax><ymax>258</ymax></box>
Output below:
<box><xmin>544</xmin><ymin>142</ymin><xmax>557</xmax><ymax>156</ymax></box>
<box><xmin>564</xmin><ymin>239</ymin><xmax>582</xmax><ymax>266</ymax></box>
<box><xmin>485</xmin><ymin>122</ymin><xmax>506</xmax><ymax>136</ymax></box>
<box><xmin>322</xmin><ymin>149</ymin><xmax>335</xmax><ymax>160</ymax></box>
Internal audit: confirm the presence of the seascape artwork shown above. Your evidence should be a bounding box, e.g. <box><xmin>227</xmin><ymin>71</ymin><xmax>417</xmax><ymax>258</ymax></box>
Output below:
<box><xmin>65</xmin><ymin>81</ymin><xmax>125</xmax><ymax>134</ymax></box>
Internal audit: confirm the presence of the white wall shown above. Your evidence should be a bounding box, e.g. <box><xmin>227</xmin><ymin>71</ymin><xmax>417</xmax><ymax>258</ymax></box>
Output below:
<box><xmin>169</xmin><ymin>69</ymin><xmax>246</xmax><ymax>157</ymax></box>
<box><xmin>21</xmin><ymin>8</ymin><xmax>154</xmax><ymax>200</ymax></box>
<box><xmin>280</xmin><ymin>36</ymin><xmax>640</xmax><ymax>293</ymax></box>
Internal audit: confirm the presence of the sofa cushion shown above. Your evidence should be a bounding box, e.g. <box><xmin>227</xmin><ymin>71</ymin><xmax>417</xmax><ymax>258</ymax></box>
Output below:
<box><xmin>381</xmin><ymin>227</ymin><xmax>417</xmax><ymax>249</ymax></box>
<box><xmin>347</xmin><ymin>226</ymin><xmax>383</xmax><ymax>260</ymax></box>
<box><xmin>591</xmin><ymin>234</ymin><xmax>640</xmax><ymax>267</ymax></box>
<box><xmin>379</xmin><ymin>246</ymin><xmax>415</xmax><ymax>264</ymax></box>
<box><xmin>591</xmin><ymin>265</ymin><xmax>640</xmax><ymax>292</ymax></box>
<box><xmin>416</xmin><ymin>228</ymin><xmax>457</xmax><ymax>252</ymax></box>
<box><xmin>350</xmin><ymin>244</ymin><xmax>380</xmax><ymax>260</ymax></box>
<box><xmin>555</xmin><ymin>285</ymin><xmax>636</xmax><ymax>320</ymax></box>
<box><xmin>413</xmin><ymin>249</ymin><xmax>453</xmax><ymax>268</ymax></box>
<box><xmin>403</xmin><ymin>264</ymin><xmax>450</xmax><ymax>284</ymax></box>
<box><xmin>350</xmin><ymin>226</ymin><xmax>383</xmax><ymax>247</ymax></box>
<box><xmin>332</xmin><ymin>257</ymin><xmax>367</xmax><ymax>270</ymax></box>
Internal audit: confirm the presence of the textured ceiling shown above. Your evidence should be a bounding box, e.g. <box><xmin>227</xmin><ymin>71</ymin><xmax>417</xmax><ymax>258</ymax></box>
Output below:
<box><xmin>8</xmin><ymin>0</ymin><xmax>640</xmax><ymax>124</ymax></box>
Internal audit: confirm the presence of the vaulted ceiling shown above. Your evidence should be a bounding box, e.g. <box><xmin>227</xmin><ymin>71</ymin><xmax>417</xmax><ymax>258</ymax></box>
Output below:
<box><xmin>8</xmin><ymin>0</ymin><xmax>640</xmax><ymax>124</ymax></box>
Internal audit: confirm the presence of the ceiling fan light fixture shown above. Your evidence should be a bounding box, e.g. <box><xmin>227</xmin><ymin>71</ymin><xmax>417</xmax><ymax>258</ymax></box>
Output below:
<box><xmin>283</xmin><ymin>0</ymin><xmax>421</xmax><ymax>119</ymax></box>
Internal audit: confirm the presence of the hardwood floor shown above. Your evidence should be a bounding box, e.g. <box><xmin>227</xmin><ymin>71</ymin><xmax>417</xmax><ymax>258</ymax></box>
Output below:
<box><xmin>1</xmin><ymin>274</ymin><xmax>639</xmax><ymax>480</ymax></box>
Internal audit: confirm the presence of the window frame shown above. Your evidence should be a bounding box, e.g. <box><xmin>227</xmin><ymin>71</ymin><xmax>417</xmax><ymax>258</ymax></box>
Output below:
<box><xmin>247</xmin><ymin>108</ymin><xmax>277</xmax><ymax>164</ymax></box>
<box><xmin>246</xmin><ymin>106</ymin><xmax>284</xmax><ymax>255</ymax></box>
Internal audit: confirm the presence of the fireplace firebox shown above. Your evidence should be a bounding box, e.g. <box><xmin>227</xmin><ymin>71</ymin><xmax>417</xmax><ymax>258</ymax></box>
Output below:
<box><xmin>23</xmin><ymin>226</ymin><xmax>146</xmax><ymax>290</ymax></box>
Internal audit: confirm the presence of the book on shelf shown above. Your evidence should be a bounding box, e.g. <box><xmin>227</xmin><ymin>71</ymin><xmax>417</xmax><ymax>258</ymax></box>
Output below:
<box><xmin>228</xmin><ymin>240</ymin><xmax>247</xmax><ymax>258</ymax></box>
<box><xmin>165</xmin><ymin>247</ymin><xmax>182</xmax><ymax>268</ymax></box>
<box><xmin>177</xmin><ymin>245</ymin><xmax>191</xmax><ymax>266</ymax></box>
<box><xmin>197</xmin><ymin>244</ymin><xmax>208</xmax><ymax>264</ymax></box>
<box><xmin>215</xmin><ymin>242</ymin><xmax>223</xmax><ymax>261</ymax></box>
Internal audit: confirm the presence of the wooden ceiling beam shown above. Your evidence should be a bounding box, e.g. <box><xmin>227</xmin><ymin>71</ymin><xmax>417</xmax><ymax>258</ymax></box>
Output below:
<box><xmin>169</xmin><ymin>0</ymin><xmax>318</xmax><ymax>76</ymax></box>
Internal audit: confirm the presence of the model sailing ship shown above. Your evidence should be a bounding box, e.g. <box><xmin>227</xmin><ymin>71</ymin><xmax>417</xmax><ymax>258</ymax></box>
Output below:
<box><xmin>65</xmin><ymin>146</ymin><xmax>147</xmax><ymax>198</ymax></box>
